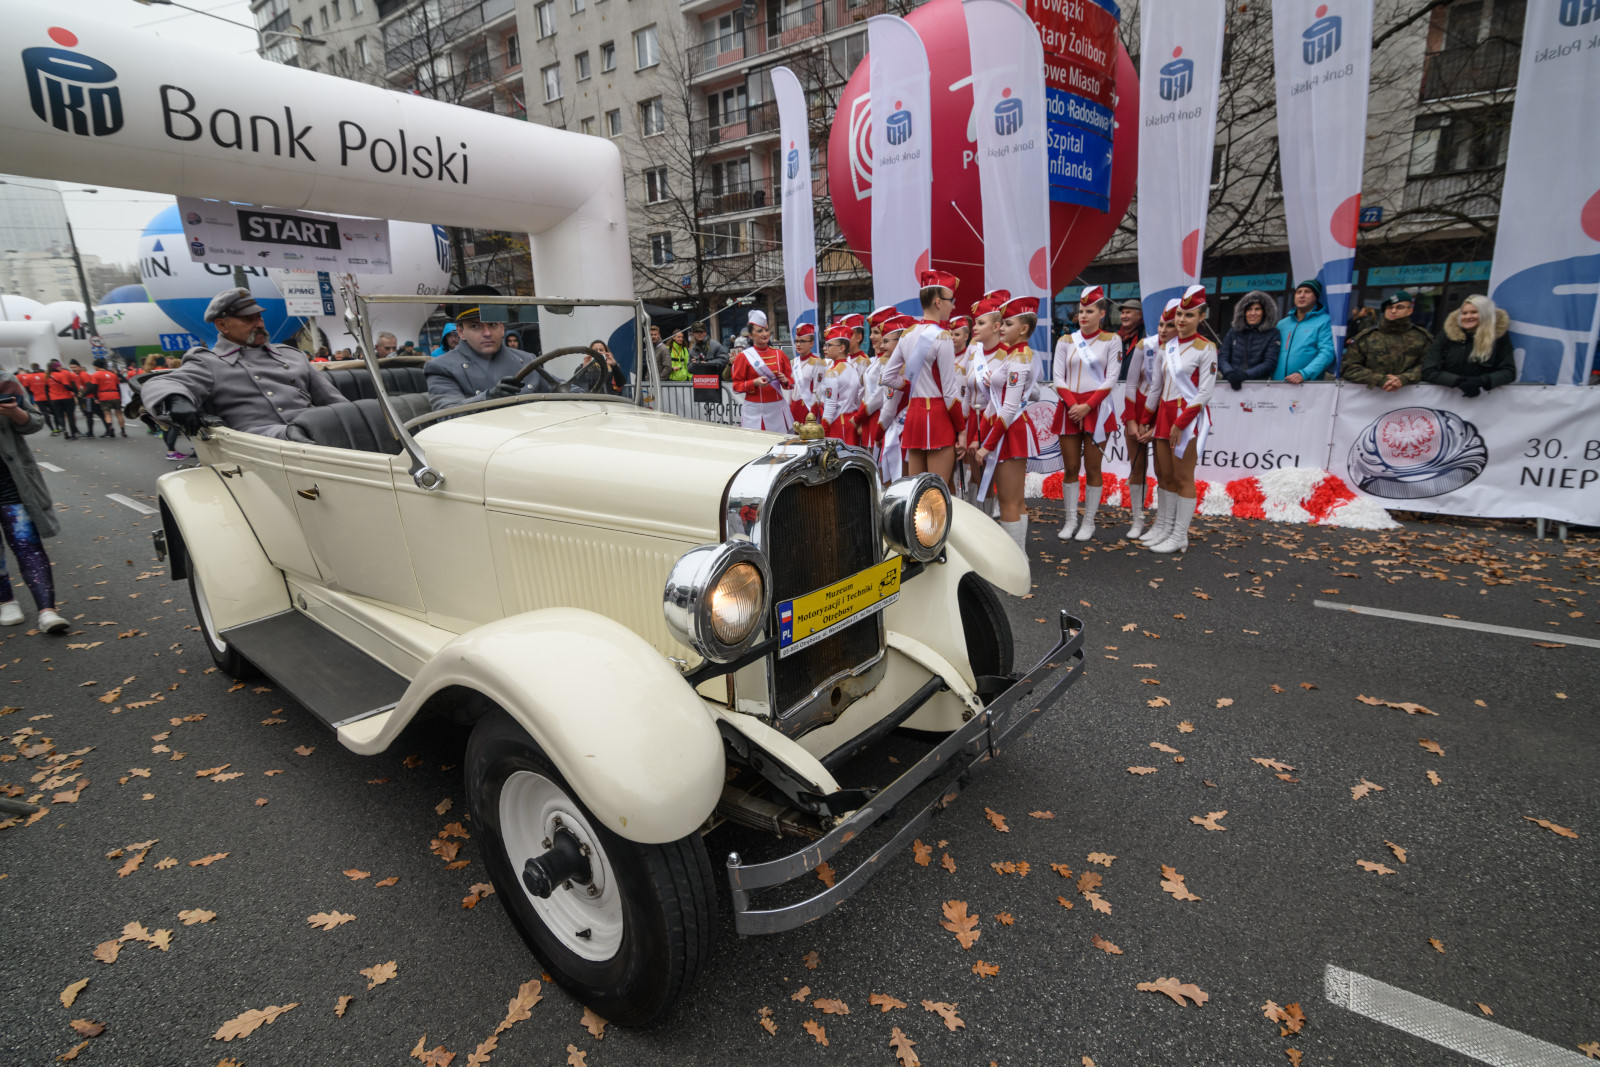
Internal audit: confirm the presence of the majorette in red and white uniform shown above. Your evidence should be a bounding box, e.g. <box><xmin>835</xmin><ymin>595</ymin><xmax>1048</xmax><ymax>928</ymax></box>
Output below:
<box><xmin>1121</xmin><ymin>298</ymin><xmax>1179</xmax><ymax>430</ymax></box>
<box><xmin>819</xmin><ymin>325</ymin><xmax>862</xmax><ymax>445</ymax></box>
<box><xmin>963</xmin><ymin>291</ymin><xmax>1008</xmax><ymax>447</ymax></box>
<box><xmin>885</xmin><ymin>270</ymin><xmax>964</xmax><ymax>451</ymax></box>
<box><xmin>1144</xmin><ymin>286</ymin><xmax>1217</xmax><ymax>458</ymax></box>
<box><xmin>731</xmin><ymin>310</ymin><xmax>795</xmax><ymax>432</ymax></box>
<box><xmin>1050</xmin><ymin>284</ymin><xmax>1122</xmax><ymax>440</ymax></box>
<box><xmin>980</xmin><ymin>297</ymin><xmax>1046</xmax><ymax>462</ymax></box>
<box><xmin>788</xmin><ymin>322</ymin><xmax>820</xmax><ymax>424</ymax></box>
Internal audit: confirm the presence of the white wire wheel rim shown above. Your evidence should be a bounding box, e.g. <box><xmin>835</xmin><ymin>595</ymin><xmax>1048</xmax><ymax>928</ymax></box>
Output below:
<box><xmin>191</xmin><ymin>571</ymin><xmax>228</xmax><ymax>654</ymax></box>
<box><xmin>498</xmin><ymin>769</ymin><xmax>625</xmax><ymax>962</ymax></box>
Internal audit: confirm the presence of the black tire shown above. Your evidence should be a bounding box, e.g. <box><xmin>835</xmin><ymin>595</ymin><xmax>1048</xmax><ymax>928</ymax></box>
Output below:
<box><xmin>466</xmin><ymin>708</ymin><xmax>716</xmax><ymax>1026</ymax></box>
<box><xmin>958</xmin><ymin>571</ymin><xmax>1015</xmax><ymax>697</ymax></box>
<box><xmin>187</xmin><ymin>572</ymin><xmax>256</xmax><ymax>679</ymax></box>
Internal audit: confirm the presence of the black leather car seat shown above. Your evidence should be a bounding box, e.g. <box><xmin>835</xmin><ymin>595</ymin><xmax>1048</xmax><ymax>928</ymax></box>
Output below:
<box><xmin>284</xmin><ymin>394</ymin><xmax>433</xmax><ymax>453</ymax></box>
<box><xmin>320</xmin><ymin>365</ymin><xmax>430</xmax><ymax>402</ymax></box>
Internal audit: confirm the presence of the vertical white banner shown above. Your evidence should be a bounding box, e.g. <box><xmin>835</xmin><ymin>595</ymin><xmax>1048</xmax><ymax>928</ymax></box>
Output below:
<box><xmin>868</xmin><ymin>15</ymin><xmax>934</xmax><ymax>315</ymax></box>
<box><xmin>1272</xmin><ymin>0</ymin><xmax>1373</xmax><ymax>357</ymax></box>
<box><xmin>772</xmin><ymin>67</ymin><xmax>818</xmax><ymax>338</ymax></box>
<box><xmin>1487</xmin><ymin>0</ymin><xmax>1600</xmax><ymax>386</ymax></box>
<box><xmin>964</xmin><ymin>0</ymin><xmax>1051</xmax><ymax>348</ymax></box>
<box><xmin>1135</xmin><ymin>0</ymin><xmax>1226</xmax><ymax>328</ymax></box>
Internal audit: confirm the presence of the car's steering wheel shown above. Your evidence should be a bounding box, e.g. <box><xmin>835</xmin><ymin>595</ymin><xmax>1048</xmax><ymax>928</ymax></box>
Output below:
<box><xmin>509</xmin><ymin>346</ymin><xmax>612</xmax><ymax>394</ymax></box>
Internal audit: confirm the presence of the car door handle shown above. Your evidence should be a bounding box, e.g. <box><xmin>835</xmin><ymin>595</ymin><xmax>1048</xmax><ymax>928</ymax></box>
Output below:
<box><xmin>217</xmin><ymin>465</ymin><xmax>242</xmax><ymax>478</ymax></box>
<box><xmin>296</xmin><ymin>484</ymin><xmax>320</xmax><ymax>500</ymax></box>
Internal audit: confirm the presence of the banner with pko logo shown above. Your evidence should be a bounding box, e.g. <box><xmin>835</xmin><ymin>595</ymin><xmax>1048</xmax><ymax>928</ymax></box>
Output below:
<box><xmin>1135</xmin><ymin>0</ymin><xmax>1226</xmax><ymax>329</ymax></box>
<box><xmin>1488</xmin><ymin>0</ymin><xmax>1600</xmax><ymax>386</ymax></box>
<box><xmin>867</xmin><ymin>15</ymin><xmax>934</xmax><ymax>316</ymax></box>
<box><xmin>771</xmin><ymin>67</ymin><xmax>818</xmax><ymax>340</ymax></box>
<box><xmin>1271</xmin><ymin>0</ymin><xmax>1373</xmax><ymax>360</ymax></box>
<box><xmin>964</xmin><ymin>0</ymin><xmax>1052</xmax><ymax>346</ymax></box>
<box><xmin>176</xmin><ymin>197</ymin><xmax>392</xmax><ymax>274</ymax></box>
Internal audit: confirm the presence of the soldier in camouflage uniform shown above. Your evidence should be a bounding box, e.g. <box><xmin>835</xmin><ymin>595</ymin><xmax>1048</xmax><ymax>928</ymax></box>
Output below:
<box><xmin>1340</xmin><ymin>291</ymin><xmax>1432</xmax><ymax>392</ymax></box>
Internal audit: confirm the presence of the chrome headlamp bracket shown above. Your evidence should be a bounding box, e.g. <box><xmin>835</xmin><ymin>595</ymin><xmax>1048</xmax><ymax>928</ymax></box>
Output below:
<box><xmin>663</xmin><ymin>540</ymin><xmax>773</xmax><ymax>664</ymax></box>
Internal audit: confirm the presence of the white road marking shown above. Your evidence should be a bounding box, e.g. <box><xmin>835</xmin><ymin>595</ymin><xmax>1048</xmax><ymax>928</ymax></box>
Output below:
<box><xmin>1314</xmin><ymin>599</ymin><xmax>1600</xmax><ymax>650</ymax></box>
<box><xmin>106</xmin><ymin>494</ymin><xmax>157</xmax><ymax>516</ymax></box>
<box><xmin>36</xmin><ymin>462</ymin><xmax>63</xmax><ymax>472</ymax></box>
<box><xmin>1324</xmin><ymin>964</ymin><xmax>1591</xmax><ymax>1066</ymax></box>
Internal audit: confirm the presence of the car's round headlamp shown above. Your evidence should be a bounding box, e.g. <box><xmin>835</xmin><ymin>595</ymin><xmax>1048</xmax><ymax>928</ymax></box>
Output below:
<box><xmin>881</xmin><ymin>474</ymin><xmax>951</xmax><ymax>563</ymax></box>
<box><xmin>663</xmin><ymin>541</ymin><xmax>772</xmax><ymax>663</ymax></box>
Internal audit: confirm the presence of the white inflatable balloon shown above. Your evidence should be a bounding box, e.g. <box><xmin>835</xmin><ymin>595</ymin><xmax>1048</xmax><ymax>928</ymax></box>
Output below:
<box><xmin>307</xmin><ymin>221</ymin><xmax>452</xmax><ymax>351</ymax></box>
<box><xmin>139</xmin><ymin>205</ymin><xmax>298</xmax><ymax>346</ymax></box>
<box><xmin>93</xmin><ymin>285</ymin><xmax>189</xmax><ymax>350</ymax></box>
<box><xmin>0</xmin><ymin>294</ymin><xmax>47</xmax><ymax>322</ymax></box>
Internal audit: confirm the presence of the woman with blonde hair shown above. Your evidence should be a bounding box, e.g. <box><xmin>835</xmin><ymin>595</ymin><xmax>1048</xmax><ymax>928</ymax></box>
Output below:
<box><xmin>1052</xmin><ymin>285</ymin><xmax>1122</xmax><ymax>541</ymax></box>
<box><xmin>1140</xmin><ymin>286</ymin><xmax>1217</xmax><ymax>555</ymax></box>
<box><xmin>1421</xmin><ymin>294</ymin><xmax>1516</xmax><ymax>396</ymax></box>
<box><xmin>975</xmin><ymin>296</ymin><xmax>1044</xmax><ymax>550</ymax></box>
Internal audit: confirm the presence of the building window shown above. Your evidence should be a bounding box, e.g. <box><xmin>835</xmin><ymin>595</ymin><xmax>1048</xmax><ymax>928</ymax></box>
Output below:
<box><xmin>709</xmin><ymin>157</ymin><xmax>751</xmax><ymax>196</ymax></box>
<box><xmin>580</xmin><ymin>116</ymin><xmax>595</xmax><ymax>135</ymax></box>
<box><xmin>634</xmin><ymin>25</ymin><xmax>659</xmax><ymax>70</ymax></box>
<box><xmin>705</xmin><ymin>11</ymin><xmax>744</xmax><ymax>53</ymax></box>
<box><xmin>352</xmin><ymin>0</ymin><xmax>363</xmax><ymax>13</ymax></box>
<box><xmin>535</xmin><ymin>1</ymin><xmax>555</xmax><ymax>38</ymax></box>
<box><xmin>318</xmin><ymin>6</ymin><xmax>328</xmax><ymax>29</ymax></box>
<box><xmin>703</xmin><ymin>221</ymin><xmax>744</xmax><ymax>258</ymax></box>
<box><xmin>302</xmin><ymin>18</ymin><xmax>313</xmax><ymax>37</ymax></box>
<box><xmin>600</xmin><ymin>40</ymin><xmax>616</xmax><ymax>71</ymax></box>
<box><xmin>1407</xmin><ymin>107</ymin><xmax>1510</xmax><ymax>176</ymax></box>
<box><xmin>650</xmin><ymin>233</ymin><xmax>674</xmax><ymax>266</ymax></box>
<box><xmin>573</xmin><ymin>0</ymin><xmax>585</xmax><ymax>11</ymax></box>
<box><xmin>331</xmin><ymin>0</ymin><xmax>341</xmax><ymax>20</ymax></box>
<box><xmin>575</xmin><ymin>51</ymin><xmax>591</xmax><ymax>80</ymax></box>
<box><xmin>467</xmin><ymin>46</ymin><xmax>490</xmax><ymax>82</ymax></box>
<box><xmin>639</xmin><ymin>96</ymin><xmax>664</xmax><ymax>136</ymax></box>
<box><xmin>645</xmin><ymin>167</ymin><xmax>670</xmax><ymax>203</ymax></box>
<box><xmin>707</xmin><ymin>85</ymin><xmax>747</xmax><ymax>128</ymax></box>
<box><xmin>506</xmin><ymin>33</ymin><xmax>520</xmax><ymax>68</ymax></box>
<box><xmin>543</xmin><ymin>63</ymin><xmax>563</xmax><ymax>101</ymax></box>
<box><xmin>356</xmin><ymin>36</ymin><xmax>370</xmax><ymax>64</ymax></box>
<box><xmin>605</xmin><ymin>108</ymin><xmax>622</xmax><ymax>136</ymax></box>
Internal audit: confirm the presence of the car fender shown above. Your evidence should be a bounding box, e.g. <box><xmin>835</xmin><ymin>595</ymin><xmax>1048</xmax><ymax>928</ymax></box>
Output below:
<box><xmin>157</xmin><ymin>466</ymin><xmax>290</xmax><ymax>631</ymax></box>
<box><xmin>945</xmin><ymin>497</ymin><xmax>1029</xmax><ymax>596</ymax></box>
<box><xmin>397</xmin><ymin>607</ymin><xmax>724</xmax><ymax>845</ymax></box>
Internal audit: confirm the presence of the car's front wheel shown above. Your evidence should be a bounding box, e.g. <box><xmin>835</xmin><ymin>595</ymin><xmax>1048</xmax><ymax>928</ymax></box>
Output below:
<box><xmin>465</xmin><ymin>708</ymin><xmax>716</xmax><ymax>1026</ymax></box>
<box><xmin>187</xmin><ymin>571</ymin><xmax>255</xmax><ymax>679</ymax></box>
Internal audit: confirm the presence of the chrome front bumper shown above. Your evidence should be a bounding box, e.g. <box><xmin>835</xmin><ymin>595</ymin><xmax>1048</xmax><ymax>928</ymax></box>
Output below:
<box><xmin>726</xmin><ymin>610</ymin><xmax>1087</xmax><ymax>935</ymax></box>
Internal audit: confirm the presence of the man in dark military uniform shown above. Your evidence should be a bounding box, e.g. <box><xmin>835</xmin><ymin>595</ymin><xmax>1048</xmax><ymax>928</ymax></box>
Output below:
<box><xmin>1340</xmin><ymin>291</ymin><xmax>1433</xmax><ymax>392</ymax></box>
<box><xmin>423</xmin><ymin>285</ymin><xmax>556</xmax><ymax>411</ymax></box>
<box><xmin>142</xmin><ymin>288</ymin><xmax>351</xmax><ymax>438</ymax></box>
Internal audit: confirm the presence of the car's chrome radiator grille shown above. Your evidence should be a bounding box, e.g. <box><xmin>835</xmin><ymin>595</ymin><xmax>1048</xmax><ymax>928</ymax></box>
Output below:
<box><xmin>768</xmin><ymin>469</ymin><xmax>880</xmax><ymax>716</ymax></box>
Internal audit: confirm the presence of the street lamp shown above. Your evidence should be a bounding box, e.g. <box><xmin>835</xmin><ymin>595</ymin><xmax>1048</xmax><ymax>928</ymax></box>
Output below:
<box><xmin>0</xmin><ymin>179</ymin><xmax>98</xmax><ymax>312</ymax></box>
<box><xmin>131</xmin><ymin>0</ymin><xmax>329</xmax><ymax>47</ymax></box>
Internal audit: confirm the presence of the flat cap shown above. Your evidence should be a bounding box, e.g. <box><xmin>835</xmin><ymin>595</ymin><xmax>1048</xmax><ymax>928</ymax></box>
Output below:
<box><xmin>204</xmin><ymin>287</ymin><xmax>265</xmax><ymax>323</ymax></box>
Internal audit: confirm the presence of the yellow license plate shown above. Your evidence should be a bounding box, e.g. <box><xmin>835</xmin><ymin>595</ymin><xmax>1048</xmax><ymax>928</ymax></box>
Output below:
<box><xmin>776</xmin><ymin>557</ymin><xmax>902</xmax><ymax>659</ymax></box>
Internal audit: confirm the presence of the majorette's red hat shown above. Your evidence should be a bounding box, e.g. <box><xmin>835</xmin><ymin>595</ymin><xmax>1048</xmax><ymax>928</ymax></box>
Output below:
<box><xmin>1160</xmin><ymin>298</ymin><xmax>1181</xmax><ymax>322</ymax></box>
<box><xmin>1178</xmin><ymin>284</ymin><xmax>1208</xmax><ymax>309</ymax></box>
<box><xmin>1000</xmin><ymin>295</ymin><xmax>1040</xmax><ymax>317</ymax></box>
<box><xmin>824</xmin><ymin>325</ymin><xmax>853</xmax><ymax>343</ymax></box>
<box><xmin>1079</xmin><ymin>284</ymin><xmax>1106</xmax><ymax>305</ymax></box>
<box><xmin>919</xmin><ymin>269</ymin><xmax>960</xmax><ymax>294</ymax></box>
<box><xmin>885</xmin><ymin>314</ymin><xmax>917</xmax><ymax>335</ymax></box>
<box><xmin>868</xmin><ymin>305</ymin><xmax>899</xmax><ymax>327</ymax></box>
<box><xmin>794</xmin><ymin>322</ymin><xmax>816</xmax><ymax>339</ymax></box>
<box><xmin>948</xmin><ymin>315</ymin><xmax>970</xmax><ymax>329</ymax></box>
<box><xmin>972</xmin><ymin>289</ymin><xmax>1011</xmax><ymax>317</ymax></box>
<box><xmin>838</xmin><ymin>313</ymin><xmax>865</xmax><ymax>332</ymax></box>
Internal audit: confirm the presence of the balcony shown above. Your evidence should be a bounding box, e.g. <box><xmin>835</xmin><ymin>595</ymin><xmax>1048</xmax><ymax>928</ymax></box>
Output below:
<box><xmin>702</xmin><ymin>175</ymin><xmax>781</xmax><ymax>217</ymax></box>
<box><xmin>686</xmin><ymin>0</ymin><xmax>887</xmax><ymax>80</ymax></box>
<box><xmin>1420</xmin><ymin>40</ymin><xmax>1520</xmax><ymax>100</ymax></box>
<box><xmin>457</xmin><ymin>46</ymin><xmax>522</xmax><ymax>98</ymax></box>
<box><xmin>383</xmin><ymin>0</ymin><xmax>515</xmax><ymax>73</ymax></box>
<box><xmin>692</xmin><ymin>101</ymin><xmax>780</xmax><ymax>149</ymax></box>
<box><xmin>1401</xmin><ymin>169</ymin><xmax>1503</xmax><ymax>221</ymax></box>
<box><xmin>691</xmin><ymin>32</ymin><xmax>748</xmax><ymax>75</ymax></box>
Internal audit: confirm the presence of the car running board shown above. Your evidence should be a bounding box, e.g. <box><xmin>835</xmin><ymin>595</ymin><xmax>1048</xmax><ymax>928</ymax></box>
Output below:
<box><xmin>219</xmin><ymin>611</ymin><xmax>409</xmax><ymax>731</ymax></box>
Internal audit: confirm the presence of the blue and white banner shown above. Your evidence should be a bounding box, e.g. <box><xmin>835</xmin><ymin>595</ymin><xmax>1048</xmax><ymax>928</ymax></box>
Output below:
<box><xmin>867</xmin><ymin>15</ymin><xmax>933</xmax><ymax>315</ymax></box>
<box><xmin>1272</xmin><ymin>0</ymin><xmax>1372</xmax><ymax>358</ymax></box>
<box><xmin>1487</xmin><ymin>0</ymin><xmax>1600</xmax><ymax>386</ymax></box>
<box><xmin>964</xmin><ymin>0</ymin><xmax>1051</xmax><ymax>349</ymax></box>
<box><xmin>1135</xmin><ymin>0</ymin><xmax>1226</xmax><ymax>329</ymax></box>
<box><xmin>771</xmin><ymin>67</ymin><xmax>818</xmax><ymax>339</ymax></box>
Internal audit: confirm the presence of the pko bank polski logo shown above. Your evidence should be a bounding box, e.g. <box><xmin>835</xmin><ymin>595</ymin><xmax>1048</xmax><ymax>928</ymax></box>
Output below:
<box><xmin>994</xmin><ymin>89</ymin><xmax>1023</xmax><ymax>136</ymax></box>
<box><xmin>1159</xmin><ymin>47</ymin><xmax>1194</xmax><ymax>102</ymax></box>
<box><xmin>885</xmin><ymin>101</ymin><xmax>913</xmax><ymax>147</ymax></box>
<box><xmin>787</xmin><ymin>142</ymin><xmax>800</xmax><ymax>180</ymax></box>
<box><xmin>23</xmin><ymin>27</ymin><xmax>124</xmax><ymax>138</ymax></box>
<box><xmin>431</xmin><ymin>225</ymin><xmax>452</xmax><ymax>274</ymax></box>
<box><xmin>1559</xmin><ymin>0</ymin><xmax>1598</xmax><ymax>25</ymax></box>
<box><xmin>1302</xmin><ymin>5</ymin><xmax>1343</xmax><ymax>64</ymax></box>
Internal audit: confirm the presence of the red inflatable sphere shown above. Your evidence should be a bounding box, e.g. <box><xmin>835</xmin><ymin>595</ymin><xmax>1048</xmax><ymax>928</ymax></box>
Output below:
<box><xmin>827</xmin><ymin>0</ymin><xmax>1138</xmax><ymax>302</ymax></box>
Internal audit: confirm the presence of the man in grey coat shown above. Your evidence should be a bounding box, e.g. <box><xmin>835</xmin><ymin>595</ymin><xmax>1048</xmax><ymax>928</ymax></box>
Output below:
<box><xmin>424</xmin><ymin>285</ymin><xmax>555</xmax><ymax>411</ymax></box>
<box><xmin>142</xmin><ymin>288</ymin><xmax>351</xmax><ymax>439</ymax></box>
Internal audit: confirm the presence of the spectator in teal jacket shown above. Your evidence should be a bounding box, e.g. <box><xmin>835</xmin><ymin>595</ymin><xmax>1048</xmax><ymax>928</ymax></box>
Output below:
<box><xmin>1274</xmin><ymin>279</ymin><xmax>1336</xmax><ymax>383</ymax></box>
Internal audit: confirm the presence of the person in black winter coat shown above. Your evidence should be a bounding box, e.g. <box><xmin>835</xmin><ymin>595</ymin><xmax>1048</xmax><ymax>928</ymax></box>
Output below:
<box><xmin>1217</xmin><ymin>290</ymin><xmax>1281</xmax><ymax>390</ymax></box>
<box><xmin>1421</xmin><ymin>295</ymin><xmax>1517</xmax><ymax>398</ymax></box>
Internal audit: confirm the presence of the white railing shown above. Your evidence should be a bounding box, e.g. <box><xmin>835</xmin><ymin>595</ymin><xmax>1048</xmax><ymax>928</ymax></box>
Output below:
<box><xmin>650</xmin><ymin>380</ymin><xmax>742</xmax><ymax>425</ymax></box>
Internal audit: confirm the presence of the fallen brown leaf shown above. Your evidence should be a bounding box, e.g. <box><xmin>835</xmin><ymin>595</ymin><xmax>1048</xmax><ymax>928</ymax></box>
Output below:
<box><xmin>1057</xmin><ymin>895</ymin><xmax>1074</xmax><ymax>909</ymax></box>
<box><xmin>803</xmin><ymin>1019</ymin><xmax>828</xmax><ymax>1046</ymax></box>
<box><xmin>1523</xmin><ymin>816</ymin><xmax>1578</xmax><ymax>838</ymax></box>
<box><xmin>1350</xmin><ymin>779</ymin><xmax>1385</xmax><ymax>801</ymax></box>
<box><xmin>813</xmin><ymin>997</ymin><xmax>850</xmax><ymax>1016</ymax></box>
<box><xmin>1428</xmin><ymin>938</ymin><xmax>1446</xmax><ymax>954</ymax></box>
<box><xmin>971</xmin><ymin>960</ymin><xmax>999</xmax><ymax>977</ymax></box>
<box><xmin>802</xmin><ymin>950</ymin><xmax>820</xmax><ymax>969</ymax></box>
<box><xmin>1128</xmin><ymin>766</ymin><xmax>1158</xmax><ymax>775</ymax></box>
<box><xmin>1137</xmin><ymin>977</ymin><xmax>1208</xmax><ymax>1007</ymax></box>
<box><xmin>790</xmin><ymin>985</ymin><xmax>810</xmax><ymax>1002</ymax></box>
<box><xmin>1252</xmin><ymin>757</ymin><xmax>1295</xmax><ymax>773</ymax></box>
<box><xmin>1160</xmin><ymin>865</ymin><xmax>1202</xmax><ymax>901</ymax></box>
<box><xmin>1092</xmin><ymin>934</ymin><xmax>1124</xmax><ymax>955</ymax></box>
<box><xmin>566</xmin><ymin>1045</ymin><xmax>587</xmax><ymax>1066</ymax></box>
<box><xmin>984</xmin><ymin>808</ymin><xmax>1009</xmax><ymax>832</ymax></box>
<box><xmin>1356</xmin><ymin>860</ymin><xmax>1397</xmax><ymax>875</ymax></box>
<box><xmin>92</xmin><ymin>941</ymin><xmax>120</xmax><ymax>965</ymax></box>
<box><xmin>360</xmin><ymin>960</ymin><xmax>397</xmax><ymax>990</ymax></box>
<box><xmin>940</xmin><ymin>900</ymin><xmax>980</xmax><ymax>949</ymax></box>
<box><xmin>60</xmin><ymin>979</ymin><xmax>89</xmax><ymax>1008</ymax></box>
<box><xmin>1084</xmin><ymin>892</ymin><xmax>1111</xmax><ymax>914</ymax></box>
<box><xmin>1216</xmin><ymin>698</ymin><xmax>1234</xmax><ymax>708</ymax></box>
<box><xmin>307</xmin><ymin>911</ymin><xmax>357</xmax><ymax>931</ymax></box>
<box><xmin>1385</xmin><ymin>841</ymin><xmax>1408</xmax><ymax>864</ymax></box>
<box><xmin>889</xmin><ymin>1026</ymin><xmax>919</xmax><ymax>1066</ymax></box>
<box><xmin>1427</xmin><ymin>771</ymin><xmax>1442</xmax><ymax>786</ymax></box>
<box><xmin>189</xmin><ymin>853</ymin><xmax>229</xmax><ymax>867</ymax></box>
<box><xmin>869</xmin><ymin>993</ymin><xmax>907</xmax><ymax>1013</ymax></box>
<box><xmin>1191</xmin><ymin>811</ymin><xmax>1228</xmax><ymax>831</ymax></box>
<box><xmin>68</xmin><ymin>1020</ymin><xmax>105</xmax><ymax>1038</ymax></box>
<box><xmin>756</xmin><ymin>1007</ymin><xmax>776</xmax><ymax>1036</ymax></box>
<box><xmin>1029</xmin><ymin>810</ymin><xmax>1055</xmax><ymax>819</ymax></box>
<box><xmin>940</xmin><ymin>853</ymin><xmax>956</xmax><ymax>874</ymax></box>
<box><xmin>1478</xmin><ymin>1003</ymin><xmax>1493</xmax><ymax>1016</ymax></box>
<box><xmin>335</xmin><ymin>995</ymin><xmax>353</xmax><ymax>1017</ymax></box>
<box><xmin>56</xmin><ymin>1041</ymin><xmax>90</xmax><ymax>1061</ymax></box>
<box><xmin>492</xmin><ymin>979</ymin><xmax>543</xmax><ymax>1035</ymax></box>
<box><xmin>1086</xmin><ymin>853</ymin><xmax>1115</xmax><ymax>867</ymax></box>
<box><xmin>343</xmin><ymin>868</ymin><xmax>371</xmax><ymax>880</ymax></box>
<box><xmin>994</xmin><ymin>911</ymin><xmax>1015</xmax><ymax>925</ymax></box>
<box><xmin>1419</xmin><ymin>739</ymin><xmax>1445</xmax><ymax>757</ymax></box>
<box><xmin>213</xmin><ymin>1002</ymin><xmax>298</xmax><ymax>1041</ymax></box>
<box><xmin>580</xmin><ymin>1006</ymin><xmax>608</xmax><ymax>1039</ymax></box>
<box><xmin>912</xmin><ymin>839</ymin><xmax>932</xmax><ymax>866</ymax></box>
<box><xmin>921</xmin><ymin>999</ymin><xmax>965</xmax><ymax>1030</ymax></box>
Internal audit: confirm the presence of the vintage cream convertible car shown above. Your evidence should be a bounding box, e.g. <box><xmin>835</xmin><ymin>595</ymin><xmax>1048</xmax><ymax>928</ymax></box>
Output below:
<box><xmin>152</xmin><ymin>294</ymin><xmax>1085</xmax><ymax>1024</ymax></box>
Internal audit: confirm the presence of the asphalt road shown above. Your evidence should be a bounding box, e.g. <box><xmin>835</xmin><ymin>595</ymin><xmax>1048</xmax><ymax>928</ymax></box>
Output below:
<box><xmin>2</xmin><ymin>430</ymin><xmax>1596</xmax><ymax>1067</ymax></box>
